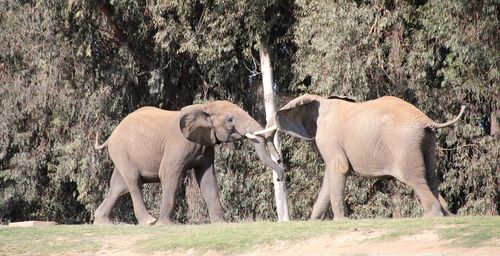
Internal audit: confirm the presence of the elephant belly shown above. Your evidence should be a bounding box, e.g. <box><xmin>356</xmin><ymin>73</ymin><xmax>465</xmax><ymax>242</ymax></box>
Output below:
<box><xmin>351</xmin><ymin>165</ymin><xmax>392</xmax><ymax>177</ymax></box>
<box><xmin>135</xmin><ymin>159</ymin><xmax>162</xmax><ymax>181</ymax></box>
<box><xmin>117</xmin><ymin>141</ymin><xmax>163</xmax><ymax>180</ymax></box>
<box><xmin>345</xmin><ymin>130</ymin><xmax>421</xmax><ymax>178</ymax></box>
<box><xmin>135</xmin><ymin>151</ymin><xmax>164</xmax><ymax>178</ymax></box>
<box><xmin>344</xmin><ymin>138</ymin><xmax>395</xmax><ymax>177</ymax></box>
<box><xmin>140</xmin><ymin>173</ymin><xmax>161</xmax><ymax>183</ymax></box>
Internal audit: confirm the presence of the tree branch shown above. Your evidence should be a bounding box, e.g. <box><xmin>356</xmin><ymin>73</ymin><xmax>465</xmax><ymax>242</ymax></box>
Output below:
<box><xmin>98</xmin><ymin>2</ymin><xmax>150</xmax><ymax>67</ymax></box>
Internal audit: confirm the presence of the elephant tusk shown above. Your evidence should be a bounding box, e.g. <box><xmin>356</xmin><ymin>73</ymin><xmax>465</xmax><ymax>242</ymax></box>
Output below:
<box><xmin>245</xmin><ymin>133</ymin><xmax>258</xmax><ymax>139</ymax></box>
<box><xmin>252</xmin><ymin>125</ymin><xmax>278</xmax><ymax>135</ymax></box>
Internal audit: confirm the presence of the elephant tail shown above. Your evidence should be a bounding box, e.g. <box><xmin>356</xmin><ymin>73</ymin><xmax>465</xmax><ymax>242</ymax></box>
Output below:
<box><xmin>427</xmin><ymin>105</ymin><xmax>466</xmax><ymax>129</ymax></box>
<box><xmin>94</xmin><ymin>131</ymin><xmax>109</xmax><ymax>150</ymax></box>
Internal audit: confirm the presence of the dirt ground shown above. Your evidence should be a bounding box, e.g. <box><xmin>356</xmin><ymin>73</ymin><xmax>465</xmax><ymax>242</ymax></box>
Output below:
<box><xmin>98</xmin><ymin>230</ymin><xmax>499</xmax><ymax>256</ymax></box>
<box><xmin>240</xmin><ymin>230</ymin><xmax>500</xmax><ymax>256</ymax></box>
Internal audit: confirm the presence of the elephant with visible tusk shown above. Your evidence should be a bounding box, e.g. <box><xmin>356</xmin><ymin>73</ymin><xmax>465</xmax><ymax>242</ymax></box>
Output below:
<box><xmin>94</xmin><ymin>101</ymin><xmax>283</xmax><ymax>225</ymax></box>
<box><xmin>251</xmin><ymin>94</ymin><xmax>465</xmax><ymax>219</ymax></box>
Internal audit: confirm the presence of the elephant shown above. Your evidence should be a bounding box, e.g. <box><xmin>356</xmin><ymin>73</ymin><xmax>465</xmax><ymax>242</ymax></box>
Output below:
<box><xmin>257</xmin><ymin>94</ymin><xmax>465</xmax><ymax>219</ymax></box>
<box><xmin>93</xmin><ymin>101</ymin><xmax>283</xmax><ymax>225</ymax></box>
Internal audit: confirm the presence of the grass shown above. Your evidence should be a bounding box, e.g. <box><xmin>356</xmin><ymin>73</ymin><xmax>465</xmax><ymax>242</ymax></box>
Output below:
<box><xmin>0</xmin><ymin>216</ymin><xmax>498</xmax><ymax>255</ymax></box>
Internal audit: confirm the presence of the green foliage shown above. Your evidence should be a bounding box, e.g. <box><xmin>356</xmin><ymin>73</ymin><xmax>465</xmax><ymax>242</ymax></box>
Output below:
<box><xmin>281</xmin><ymin>137</ymin><xmax>326</xmax><ymax>219</ymax></box>
<box><xmin>216</xmin><ymin>141</ymin><xmax>277</xmax><ymax>222</ymax></box>
<box><xmin>0</xmin><ymin>0</ymin><xmax>497</xmax><ymax>224</ymax></box>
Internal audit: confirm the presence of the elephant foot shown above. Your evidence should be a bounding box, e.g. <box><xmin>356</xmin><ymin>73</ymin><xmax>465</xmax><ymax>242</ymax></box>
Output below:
<box><xmin>442</xmin><ymin>210</ymin><xmax>456</xmax><ymax>217</ymax></box>
<box><xmin>210</xmin><ymin>216</ymin><xmax>226</xmax><ymax>223</ymax></box>
<box><xmin>423</xmin><ymin>203</ymin><xmax>444</xmax><ymax>218</ymax></box>
<box><xmin>310</xmin><ymin>211</ymin><xmax>327</xmax><ymax>221</ymax></box>
<box><xmin>423</xmin><ymin>211</ymin><xmax>444</xmax><ymax>218</ymax></box>
<box><xmin>333</xmin><ymin>215</ymin><xmax>348</xmax><ymax>221</ymax></box>
<box><xmin>94</xmin><ymin>216</ymin><xmax>114</xmax><ymax>225</ymax></box>
<box><xmin>137</xmin><ymin>215</ymin><xmax>157</xmax><ymax>225</ymax></box>
<box><xmin>211</xmin><ymin>219</ymin><xmax>227</xmax><ymax>224</ymax></box>
<box><xmin>155</xmin><ymin>218</ymin><xmax>175</xmax><ymax>225</ymax></box>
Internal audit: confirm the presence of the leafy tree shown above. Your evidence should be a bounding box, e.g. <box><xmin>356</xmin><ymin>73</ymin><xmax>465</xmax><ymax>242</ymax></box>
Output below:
<box><xmin>0</xmin><ymin>0</ymin><xmax>497</xmax><ymax>224</ymax></box>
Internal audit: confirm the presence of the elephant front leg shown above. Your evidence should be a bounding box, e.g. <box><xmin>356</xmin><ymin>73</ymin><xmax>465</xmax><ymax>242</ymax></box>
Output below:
<box><xmin>310</xmin><ymin>171</ymin><xmax>330</xmax><ymax>220</ymax></box>
<box><xmin>195</xmin><ymin>163</ymin><xmax>225</xmax><ymax>223</ymax></box>
<box><xmin>157</xmin><ymin>168</ymin><xmax>184</xmax><ymax>225</ymax></box>
<box><xmin>326</xmin><ymin>159</ymin><xmax>349</xmax><ymax>220</ymax></box>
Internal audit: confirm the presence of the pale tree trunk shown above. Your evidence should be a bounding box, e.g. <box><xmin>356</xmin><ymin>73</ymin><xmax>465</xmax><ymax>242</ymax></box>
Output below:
<box><xmin>259</xmin><ymin>42</ymin><xmax>290</xmax><ymax>221</ymax></box>
<box><xmin>491</xmin><ymin>92</ymin><xmax>499</xmax><ymax>136</ymax></box>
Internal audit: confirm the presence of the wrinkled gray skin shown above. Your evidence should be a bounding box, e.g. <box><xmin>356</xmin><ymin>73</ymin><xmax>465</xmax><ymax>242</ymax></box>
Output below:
<box><xmin>94</xmin><ymin>101</ymin><xmax>283</xmax><ymax>225</ymax></box>
<box><xmin>268</xmin><ymin>94</ymin><xmax>465</xmax><ymax>219</ymax></box>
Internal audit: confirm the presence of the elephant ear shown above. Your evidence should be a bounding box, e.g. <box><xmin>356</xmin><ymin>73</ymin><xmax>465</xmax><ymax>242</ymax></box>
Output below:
<box><xmin>179</xmin><ymin>105</ymin><xmax>217</xmax><ymax>145</ymax></box>
<box><xmin>275</xmin><ymin>94</ymin><xmax>322</xmax><ymax>140</ymax></box>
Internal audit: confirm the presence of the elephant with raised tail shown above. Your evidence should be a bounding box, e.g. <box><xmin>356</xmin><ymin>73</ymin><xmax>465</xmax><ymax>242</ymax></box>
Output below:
<box><xmin>257</xmin><ymin>94</ymin><xmax>465</xmax><ymax>219</ymax></box>
<box><xmin>93</xmin><ymin>101</ymin><xmax>283</xmax><ymax>225</ymax></box>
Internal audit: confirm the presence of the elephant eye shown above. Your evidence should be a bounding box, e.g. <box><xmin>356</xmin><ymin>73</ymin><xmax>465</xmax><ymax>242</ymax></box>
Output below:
<box><xmin>225</xmin><ymin>116</ymin><xmax>234</xmax><ymax>124</ymax></box>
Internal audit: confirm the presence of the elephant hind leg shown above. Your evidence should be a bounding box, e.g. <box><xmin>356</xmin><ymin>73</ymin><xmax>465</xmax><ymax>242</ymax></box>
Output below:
<box><xmin>439</xmin><ymin>194</ymin><xmax>453</xmax><ymax>216</ymax></box>
<box><xmin>94</xmin><ymin>168</ymin><xmax>129</xmax><ymax>225</ymax></box>
<box><xmin>115</xmin><ymin>163</ymin><xmax>156</xmax><ymax>225</ymax></box>
<box><xmin>399</xmin><ymin>167</ymin><xmax>443</xmax><ymax>217</ymax></box>
<box><xmin>415</xmin><ymin>184</ymin><xmax>443</xmax><ymax>217</ymax></box>
<box><xmin>423</xmin><ymin>143</ymin><xmax>453</xmax><ymax>216</ymax></box>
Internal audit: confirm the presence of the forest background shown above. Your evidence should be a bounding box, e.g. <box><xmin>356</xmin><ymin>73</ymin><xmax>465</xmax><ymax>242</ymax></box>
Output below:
<box><xmin>0</xmin><ymin>0</ymin><xmax>498</xmax><ymax>224</ymax></box>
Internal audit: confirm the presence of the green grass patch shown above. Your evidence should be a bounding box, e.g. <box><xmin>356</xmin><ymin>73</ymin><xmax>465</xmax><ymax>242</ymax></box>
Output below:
<box><xmin>0</xmin><ymin>216</ymin><xmax>498</xmax><ymax>255</ymax></box>
<box><xmin>438</xmin><ymin>216</ymin><xmax>500</xmax><ymax>247</ymax></box>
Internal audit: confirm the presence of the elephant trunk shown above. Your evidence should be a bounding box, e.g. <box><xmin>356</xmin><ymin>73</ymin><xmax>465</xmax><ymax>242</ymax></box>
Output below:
<box><xmin>238</xmin><ymin>118</ymin><xmax>284</xmax><ymax>181</ymax></box>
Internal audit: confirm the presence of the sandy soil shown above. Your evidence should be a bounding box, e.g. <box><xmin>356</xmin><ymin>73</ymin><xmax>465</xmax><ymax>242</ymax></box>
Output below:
<box><xmin>96</xmin><ymin>229</ymin><xmax>499</xmax><ymax>256</ymax></box>
<box><xmin>240</xmin><ymin>230</ymin><xmax>500</xmax><ymax>256</ymax></box>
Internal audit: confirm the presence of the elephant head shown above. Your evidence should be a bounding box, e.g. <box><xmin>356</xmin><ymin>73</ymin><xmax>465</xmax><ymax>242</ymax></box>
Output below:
<box><xmin>251</xmin><ymin>94</ymin><xmax>357</xmax><ymax>141</ymax></box>
<box><xmin>250</xmin><ymin>94</ymin><xmax>324</xmax><ymax>143</ymax></box>
<box><xmin>179</xmin><ymin>100</ymin><xmax>284</xmax><ymax>180</ymax></box>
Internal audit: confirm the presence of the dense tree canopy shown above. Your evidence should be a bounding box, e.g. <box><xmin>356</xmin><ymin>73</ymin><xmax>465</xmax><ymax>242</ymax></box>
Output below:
<box><xmin>0</xmin><ymin>0</ymin><xmax>498</xmax><ymax>224</ymax></box>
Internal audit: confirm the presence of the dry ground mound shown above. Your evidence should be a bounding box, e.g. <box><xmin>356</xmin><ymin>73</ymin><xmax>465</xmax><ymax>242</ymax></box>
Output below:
<box><xmin>99</xmin><ymin>230</ymin><xmax>499</xmax><ymax>256</ymax></box>
<box><xmin>241</xmin><ymin>230</ymin><xmax>499</xmax><ymax>256</ymax></box>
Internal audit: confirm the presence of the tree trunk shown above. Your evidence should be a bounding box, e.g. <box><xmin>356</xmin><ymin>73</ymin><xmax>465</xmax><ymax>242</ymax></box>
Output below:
<box><xmin>491</xmin><ymin>92</ymin><xmax>499</xmax><ymax>136</ymax></box>
<box><xmin>98</xmin><ymin>2</ymin><xmax>150</xmax><ymax>67</ymax></box>
<box><xmin>259</xmin><ymin>42</ymin><xmax>290</xmax><ymax>221</ymax></box>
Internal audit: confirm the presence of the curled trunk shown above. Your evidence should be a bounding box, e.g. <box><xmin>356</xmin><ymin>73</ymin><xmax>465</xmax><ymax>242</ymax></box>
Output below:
<box><xmin>252</xmin><ymin>137</ymin><xmax>284</xmax><ymax>181</ymax></box>
<box><xmin>238</xmin><ymin>117</ymin><xmax>284</xmax><ymax>181</ymax></box>
<box><xmin>264</xmin><ymin>118</ymin><xmax>281</xmax><ymax>164</ymax></box>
